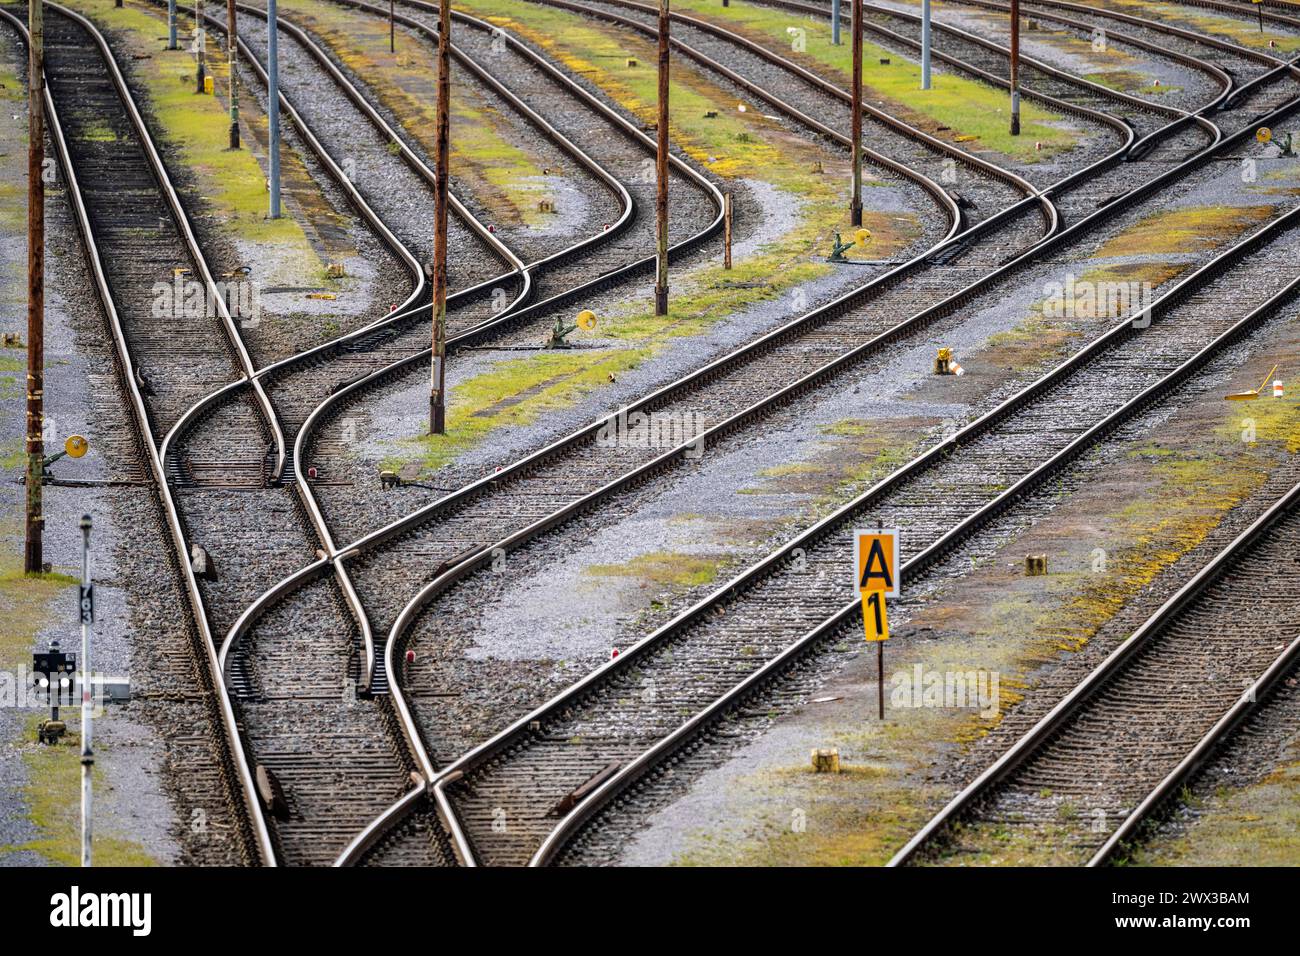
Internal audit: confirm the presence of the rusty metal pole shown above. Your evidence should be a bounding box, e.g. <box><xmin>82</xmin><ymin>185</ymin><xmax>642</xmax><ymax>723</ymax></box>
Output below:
<box><xmin>723</xmin><ymin>192</ymin><xmax>732</xmax><ymax>269</ymax></box>
<box><xmin>1010</xmin><ymin>0</ymin><xmax>1021</xmax><ymax>135</ymax></box>
<box><xmin>850</xmin><ymin>0</ymin><xmax>862</xmax><ymax>225</ymax></box>
<box><xmin>429</xmin><ymin>0</ymin><xmax>450</xmax><ymax>434</ymax></box>
<box><xmin>25</xmin><ymin>0</ymin><xmax>45</xmax><ymax>575</ymax></box>
<box><xmin>654</xmin><ymin>0</ymin><xmax>670</xmax><ymax>316</ymax></box>
<box><xmin>227</xmin><ymin>0</ymin><xmax>239</xmax><ymax>148</ymax></box>
<box><xmin>195</xmin><ymin>0</ymin><xmax>206</xmax><ymax>94</ymax></box>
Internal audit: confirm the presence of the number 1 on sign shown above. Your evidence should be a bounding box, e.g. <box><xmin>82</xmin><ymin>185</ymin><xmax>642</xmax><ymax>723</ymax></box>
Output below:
<box><xmin>862</xmin><ymin>589</ymin><xmax>889</xmax><ymax>642</ymax></box>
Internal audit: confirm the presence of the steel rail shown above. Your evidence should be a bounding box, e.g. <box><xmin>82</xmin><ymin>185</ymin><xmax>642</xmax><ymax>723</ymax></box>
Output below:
<box><xmin>890</xmin><ymin>471</ymin><xmax>1300</xmax><ymax>867</ymax></box>
<box><xmin>650</xmin><ymin>0</ymin><xmax>1209</xmax><ymax>123</ymax></box>
<box><xmin>60</xmin><ymin>0</ymin><xmax>592</xmax><ymax>867</ymax></box>
<box><xmin>39</xmin><ymin>2</ymin><xmax>289</xmax><ymax>480</ymax></box>
<box><xmin>348</xmin><ymin>54</ymin><xmax>1297</xmax><ymax>868</ymax></box>
<box><xmin>223</xmin><ymin>0</ymin><xmax>732</xmax><ymax>700</ymax></box>
<box><xmin>539</xmin><ymin>0</ymin><xmax>1094</xmax><ymax>194</ymax></box>
<box><xmin>338</xmin><ymin>0</ymin><xmax>1281</xmax><ymax>865</ymax></box>
<box><xmin>985</xmin><ymin>0</ymin><xmax>1291</xmax><ymax>68</ymax></box>
<box><xmin>580</xmin><ymin>0</ymin><xmax>1220</xmax><ymax>162</ymax></box>
<box><xmin>811</xmin><ymin>0</ymin><xmax>1237</xmax><ymax>102</ymax></box>
<box><xmin>168</xmin><ymin>0</ymin><xmax>640</xmax><ymax>701</ymax></box>
<box><xmin>0</xmin><ymin>3</ymin><xmax>279</xmax><ymax>864</ymax></box>
<box><xmin>1094</xmin><ymin>636</ymin><xmax>1300</xmax><ymax>865</ymax></box>
<box><xmin>535</xmin><ymin>196</ymin><xmax>1300</xmax><ymax>867</ymax></box>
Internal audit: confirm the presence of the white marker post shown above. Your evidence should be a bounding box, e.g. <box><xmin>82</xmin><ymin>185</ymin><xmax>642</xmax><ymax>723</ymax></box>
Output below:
<box><xmin>78</xmin><ymin>514</ymin><xmax>93</xmax><ymax>867</ymax></box>
<box><xmin>921</xmin><ymin>0</ymin><xmax>931</xmax><ymax>90</ymax></box>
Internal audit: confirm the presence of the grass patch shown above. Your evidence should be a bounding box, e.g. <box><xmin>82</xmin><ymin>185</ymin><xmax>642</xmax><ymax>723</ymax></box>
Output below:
<box><xmin>386</xmin><ymin>347</ymin><xmax>648</xmax><ymax>473</ymax></box>
<box><xmin>589</xmin><ymin>550</ymin><xmax>721</xmax><ymax>588</ymax></box>
<box><xmin>0</xmin><ymin>717</ymin><xmax>157</xmax><ymax>866</ymax></box>
<box><xmin>281</xmin><ymin>0</ymin><xmax>553</xmax><ymax>226</ymax></box>
<box><xmin>1092</xmin><ymin>204</ymin><xmax>1275</xmax><ymax>259</ymax></box>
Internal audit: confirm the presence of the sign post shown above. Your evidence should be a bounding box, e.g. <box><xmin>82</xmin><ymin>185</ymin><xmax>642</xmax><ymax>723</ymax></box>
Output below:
<box><xmin>854</xmin><ymin>527</ymin><xmax>899</xmax><ymax>719</ymax></box>
<box><xmin>78</xmin><ymin>514</ymin><xmax>93</xmax><ymax>867</ymax></box>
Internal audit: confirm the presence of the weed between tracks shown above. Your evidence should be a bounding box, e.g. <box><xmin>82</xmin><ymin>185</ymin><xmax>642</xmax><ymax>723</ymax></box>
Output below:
<box><xmin>281</xmin><ymin>0</ymin><xmax>556</xmax><ymax>227</ymax></box>
<box><xmin>62</xmin><ymin>0</ymin><xmax>339</xmax><ymax>279</ymax></box>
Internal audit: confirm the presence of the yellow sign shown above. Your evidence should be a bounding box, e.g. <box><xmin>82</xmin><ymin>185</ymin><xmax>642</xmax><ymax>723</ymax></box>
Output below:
<box><xmin>861</xmin><ymin>589</ymin><xmax>889</xmax><ymax>642</ymax></box>
<box><xmin>853</xmin><ymin>528</ymin><xmax>900</xmax><ymax>597</ymax></box>
<box><xmin>1258</xmin><ymin>126</ymin><xmax>1273</xmax><ymax>144</ymax></box>
<box><xmin>576</xmin><ymin>309</ymin><xmax>597</xmax><ymax>331</ymax></box>
<box><xmin>854</xmin><ymin>228</ymin><xmax>871</xmax><ymax>246</ymax></box>
<box><xmin>64</xmin><ymin>435</ymin><xmax>88</xmax><ymax>459</ymax></box>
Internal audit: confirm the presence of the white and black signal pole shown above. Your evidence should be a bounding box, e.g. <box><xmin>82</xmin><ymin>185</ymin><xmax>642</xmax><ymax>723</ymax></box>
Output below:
<box><xmin>78</xmin><ymin>514</ymin><xmax>94</xmax><ymax>867</ymax></box>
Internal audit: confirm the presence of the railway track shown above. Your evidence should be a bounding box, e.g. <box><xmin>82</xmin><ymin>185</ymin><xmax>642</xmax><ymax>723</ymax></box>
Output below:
<box><xmin>889</xmin><ymin>475</ymin><xmax>1300</xmax><ymax>867</ymax></box>
<box><xmin>953</xmin><ymin>0</ymin><xmax>1288</xmax><ymax>78</ymax></box>
<box><xmin>0</xmin><ymin>0</ymin><xmax>282</xmax><ymax>861</ymax></box>
<box><xmin>21</xmin><ymin>0</ymin><xmax>641</xmax><ymax>867</ymax></box>
<box><xmin>566</xmin><ymin>0</ymin><xmax>1224</xmax><ymax>226</ymax></box>
<box><xmin>333</xmin><ymin>34</ymin><xmax>1300</xmax><ymax>862</ymax></box>
<box><xmin>142</xmin><ymin>0</ymin><xmax>723</xmax><ymax>864</ymax></box>
<box><xmin>477</xmin><ymin>199</ymin><xmax>1300</xmax><ymax>868</ymax></box>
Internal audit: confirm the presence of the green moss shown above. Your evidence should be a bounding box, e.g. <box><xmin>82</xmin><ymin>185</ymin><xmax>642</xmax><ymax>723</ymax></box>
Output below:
<box><xmin>0</xmin><ymin>717</ymin><xmax>157</xmax><ymax>866</ymax></box>
<box><xmin>589</xmin><ymin>550</ymin><xmax>722</xmax><ymax>588</ymax></box>
<box><xmin>1092</xmin><ymin>205</ymin><xmax>1275</xmax><ymax>259</ymax></box>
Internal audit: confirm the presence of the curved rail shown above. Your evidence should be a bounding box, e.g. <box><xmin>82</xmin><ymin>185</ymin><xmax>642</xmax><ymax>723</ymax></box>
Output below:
<box><xmin>0</xmin><ymin>2</ymin><xmax>279</xmax><ymax>864</ymax></box>
<box><xmin>342</xmin><ymin>40</ymin><xmax>1300</xmax><ymax>868</ymax></box>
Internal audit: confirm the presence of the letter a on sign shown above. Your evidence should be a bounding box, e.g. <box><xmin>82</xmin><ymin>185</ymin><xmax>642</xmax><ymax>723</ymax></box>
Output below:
<box><xmin>853</xmin><ymin>529</ymin><xmax>900</xmax><ymax>598</ymax></box>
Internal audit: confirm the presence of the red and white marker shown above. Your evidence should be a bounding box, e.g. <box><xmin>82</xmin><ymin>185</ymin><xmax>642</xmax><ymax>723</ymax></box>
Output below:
<box><xmin>406</xmin><ymin>649</ymin><xmax>416</xmax><ymax>663</ymax></box>
<box><xmin>307</xmin><ymin>466</ymin><xmax>318</xmax><ymax>480</ymax></box>
<box><xmin>610</xmin><ymin>648</ymin><xmax>620</xmax><ymax>660</ymax></box>
<box><xmin>1274</xmin><ymin>379</ymin><xmax>1285</xmax><ymax>398</ymax></box>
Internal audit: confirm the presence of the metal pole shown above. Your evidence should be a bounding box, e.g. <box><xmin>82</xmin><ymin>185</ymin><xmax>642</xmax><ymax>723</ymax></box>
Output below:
<box><xmin>850</xmin><ymin>0</ymin><xmax>862</xmax><ymax>226</ymax></box>
<box><xmin>877</xmin><ymin>641</ymin><xmax>884</xmax><ymax>720</ymax></box>
<box><xmin>79</xmin><ymin>515</ymin><xmax>93</xmax><ymax>867</ymax></box>
<box><xmin>430</xmin><ymin>0</ymin><xmax>450</xmax><ymax>434</ymax></box>
<box><xmin>654</xmin><ymin>0</ymin><xmax>670</xmax><ymax>316</ymax></box>
<box><xmin>168</xmin><ymin>0</ymin><xmax>177</xmax><ymax>49</ymax></box>
<box><xmin>267</xmin><ymin>0</ymin><xmax>281</xmax><ymax>218</ymax></box>
<box><xmin>1009</xmin><ymin>0</ymin><xmax>1020</xmax><ymax>135</ymax></box>
<box><xmin>195</xmin><ymin>0</ymin><xmax>206</xmax><ymax>94</ymax></box>
<box><xmin>832</xmin><ymin>0</ymin><xmax>840</xmax><ymax>45</ymax></box>
<box><xmin>723</xmin><ymin>192</ymin><xmax>732</xmax><ymax>270</ymax></box>
<box><xmin>921</xmin><ymin>0</ymin><xmax>931</xmax><ymax>90</ymax></box>
<box><xmin>25</xmin><ymin>0</ymin><xmax>44</xmax><ymax>576</ymax></box>
<box><xmin>390</xmin><ymin>0</ymin><xmax>395</xmax><ymax>52</ymax></box>
<box><xmin>227</xmin><ymin>0</ymin><xmax>239</xmax><ymax>148</ymax></box>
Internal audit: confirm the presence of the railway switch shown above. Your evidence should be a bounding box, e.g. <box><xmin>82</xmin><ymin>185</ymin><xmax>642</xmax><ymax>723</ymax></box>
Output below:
<box><xmin>828</xmin><ymin>232</ymin><xmax>854</xmax><ymax>262</ymax></box>
<box><xmin>380</xmin><ymin>470</ymin><xmax>401</xmax><ymax>490</ymax></box>
<box><xmin>1025</xmin><ymin>555</ymin><xmax>1048</xmax><ymax>576</ymax></box>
